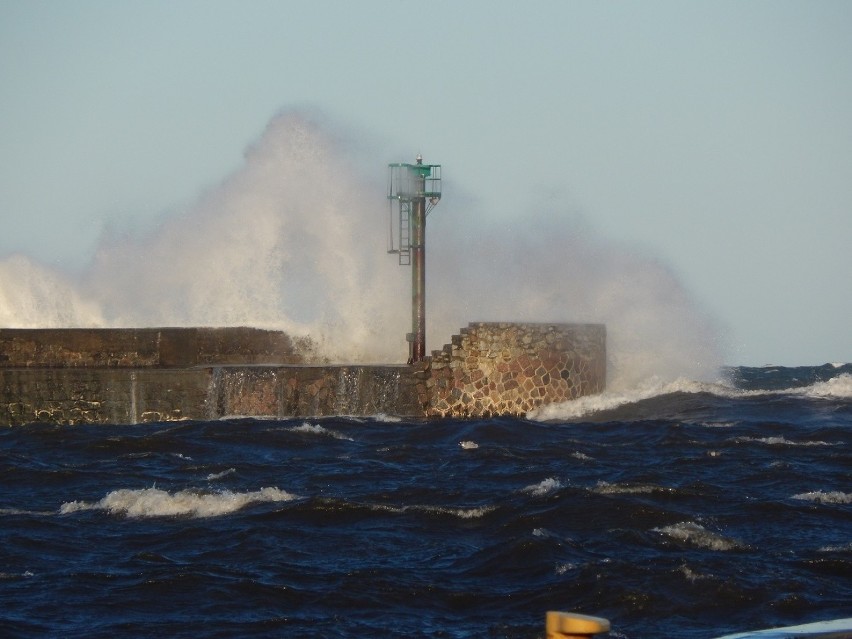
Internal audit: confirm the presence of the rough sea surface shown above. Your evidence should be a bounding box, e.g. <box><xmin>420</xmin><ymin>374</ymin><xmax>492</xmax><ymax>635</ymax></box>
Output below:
<box><xmin>1</xmin><ymin>364</ymin><xmax>850</xmax><ymax>638</ymax></box>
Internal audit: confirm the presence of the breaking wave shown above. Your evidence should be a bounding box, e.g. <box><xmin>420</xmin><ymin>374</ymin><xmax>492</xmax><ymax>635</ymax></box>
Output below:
<box><xmin>654</xmin><ymin>521</ymin><xmax>748</xmax><ymax>552</ymax></box>
<box><xmin>792</xmin><ymin>491</ymin><xmax>852</xmax><ymax>505</ymax></box>
<box><xmin>288</xmin><ymin>422</ymin><xmax>354</xmax><ymax>441</ymax></box>
<box><xmin>522</xmin><ymin>477</ymin><xmax>563</xmax><ymax>497</ymax></box>
<box><xmin>529</xmin><ymin>369</ymin><xmax>852</xmax><ymax>421</ymax></box>
<box><xmin>60</xmin><ymin>486</ymin><xmax>299</xmax><ymax>518</ymax></box>
<box><xmin>0</xmin><ymin>108</ymin><xmax>725</xmax><ymax>384</ymax></box>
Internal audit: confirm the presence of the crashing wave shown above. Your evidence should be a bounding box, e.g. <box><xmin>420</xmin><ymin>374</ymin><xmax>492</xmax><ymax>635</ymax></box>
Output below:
<box><xmin>529</xmin><ymin>372</ymin><xmax>852</xmax><ymax>421</ymax></box>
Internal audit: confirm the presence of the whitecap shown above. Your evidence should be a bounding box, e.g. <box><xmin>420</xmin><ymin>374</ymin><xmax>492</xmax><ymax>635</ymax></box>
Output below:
<box><xmin>679</xmin><ymin>563</ymin><xmax>712</xmax><ymax>582</ymax></box>
<box><xmin>528</xmin><ymin>377</ymin><xmax>751</xmax><ymax>420</ymax></box>
<box><xmin>405</xmin><ymin>504</ymin><xmax>494</xmax><ymax>519</ymax></box>
<box><xmin>593</xmin><ymin>481</ymin><xmax>674</xmax><ymax>495</ymax></box>
<box><xmin>365</xmin><ymin>502</ymin><xmax>494</xmax><ymax>519</ymax></box>
<box><xmin>373</xmin><ymin>413</ymin><xmax>402</xmax><ymax>423</ymax></box>
<box><xmin>289</xmin><ymin>422</ymin><xmax>353</xmax><ymax>441</ymax></box>
<box><xmin>528</xmin><ymin>386</ymin><xmax>655</xmax><ymax>420</ymax></box>
<box><xmin>0</xmin><ymin>571</ymin><xmax>34</xmax><ymax>580</ymax></box>
<box><xmin>799</xmin><ymin>373</ymin><xmax>852</xmax><ymax>399</ymax></box>
<box><xmin>792</xmin><ymin>490</ymin><xmax>852</xmax><ymax>505</ymax></box>
<box><xmin>529</xmin><ymin>372</ymin><xmax>852</xmax><ymax>421</ymax></box>
<box><xmin>654</xmin><ymin>521</ymin><xmax>747</xmax><ymax>551</ymax></box>
<box><xmin>205</xmin><ymin>468</ymin><xmax>236</xmax><ymax>481</ymax></box>
<box><xmin>0</xmin><ymin>507</ymin><xmax>55</xmax><ymax>516</ymax></box>
<box><xmin>523</xmin><ymin>477</ymin><xmax>563</xmax><ymax>497</ymax></box>
<box><xmin>734</xmin><ymin>436</ymin><xmax>836</xmax><ymax>447</ymax></box>
<box><xmin>60</xmin><ymin>486</ymin><xmax>299</xmax><ymax>519</ymax></box>
<box><xmin>419</xmin><ymin>505</ymin><xmax>494</xmax><ymax>519</ymax></box>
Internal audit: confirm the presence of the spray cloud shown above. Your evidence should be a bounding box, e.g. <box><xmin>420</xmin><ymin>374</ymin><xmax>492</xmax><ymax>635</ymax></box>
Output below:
<box><xmin>0</xmin><ymin>109</ymin><xmax>725</xmax><ymax>387</ymax></box>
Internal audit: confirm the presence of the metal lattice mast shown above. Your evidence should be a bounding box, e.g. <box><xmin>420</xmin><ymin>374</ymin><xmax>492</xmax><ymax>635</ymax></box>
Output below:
<box><xmin>387</xmin><ymin>156</ymin><xmax>441</xmax><ymax>364</ymax></box>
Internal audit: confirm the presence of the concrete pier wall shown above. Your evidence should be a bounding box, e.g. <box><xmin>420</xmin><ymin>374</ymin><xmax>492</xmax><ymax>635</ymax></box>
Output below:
<box><xmin>0</xmin><ymin>368</ymin><xmax>212</xmax><ymax>425</ymax></box>
<box><xmin>212</xmin><ymin>365</ymin><xmax>423</xmax><ymax>418</ymax></box>
<box><xmin>0</xmin><ymin>327</ymin><xmax>308</xmax><ymax>368</ymax></box>
<box><xmin>0</xmin><ymin>323</ymin><xmax>605</xmax><ymax>425</ymax></box>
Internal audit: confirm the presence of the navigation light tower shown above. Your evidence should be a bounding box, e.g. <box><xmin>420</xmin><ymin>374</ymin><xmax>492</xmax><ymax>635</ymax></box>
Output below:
<box><xmin>387</xmin><ymin>156</ymin><xmax>442</xmax><ymax>364</ymax></box>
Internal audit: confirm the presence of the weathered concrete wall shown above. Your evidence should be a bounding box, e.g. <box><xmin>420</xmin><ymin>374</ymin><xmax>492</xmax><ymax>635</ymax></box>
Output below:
<box><xmin>0</xmin><ymin>368</ymin><xmax>212</xmax><ymax>426</ymax></box>
<box><xmin>212</xmin><ymin>366</ymin><xmax>423</xmax><ymax>418</ymax></box>
<box><xmin>426</xmin><ymin>322</ymin><xmax>606</xmax><ymax>417</ymax></box>
<box><xmin>0</xmin><ymin>322</ymin><xmax>605</xmax><ymax>425</ymax></box>
<box><xmin>0</xmin><ymin>327</ymin><xmax>308</xmax><ymax>368</ymax></box>
<box><xmin>0</xmin><ymin>366</ymin><xmax>421</xmax><ymax>425</ymax></box>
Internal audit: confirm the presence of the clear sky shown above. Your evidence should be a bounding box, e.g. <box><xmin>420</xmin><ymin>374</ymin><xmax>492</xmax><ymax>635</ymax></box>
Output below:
<box><xmin>1</xmin><ymin>0</ymin><xmax>850</xmax><ymax>366</ymax></box>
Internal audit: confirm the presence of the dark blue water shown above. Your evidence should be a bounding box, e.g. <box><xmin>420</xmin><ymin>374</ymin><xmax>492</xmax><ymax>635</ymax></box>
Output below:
<box><xmin>2</xmin><ymin>365</ymin><xmax>850</xmax><ymax>638</ymax></box>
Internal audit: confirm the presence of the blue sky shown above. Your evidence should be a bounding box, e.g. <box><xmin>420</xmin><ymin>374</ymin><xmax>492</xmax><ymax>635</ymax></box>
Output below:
<box><xmin>1</xmin><ymin>0</ymin><xmax>850</xmax><ymax>366</ymax></box>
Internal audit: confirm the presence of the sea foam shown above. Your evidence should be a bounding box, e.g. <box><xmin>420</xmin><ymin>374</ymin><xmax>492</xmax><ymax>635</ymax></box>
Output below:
<box><xmin>791</xmin><ymin>490</ymin><xmax>852</xmax><ymax>505</ymax></box>
<box><xmin>289</xmin><ymin>422</ymin><xmax>354</xmax><ymax>441</ymax></box>
<box><xmin>654</xmin><ymin>521</ymin><xmax>748</xmax><ymax>552</ymax></box>
<box><xmin>798</xmin><ymin>373</ymin><xmax>852</xmax><ymax>399</ymax></box>
<box><xmin>522</xmin><ymin>477</ymin><xmax>563</xmax><ymax>497</ymax></box>
<box><xmin>593</xmin><ymin>481</ymin><xmax>676</xmax><ymax>496</ymax></box>
<box><xmin>529</xmin><ymin>372</ymin><xmax>852</xmax><ymax>421</ymax></box>
<box><xmin>527</xmin><ymin>376</ymin><xmax>732</xmax><ymax>420</ymax></box>
<box><xmin>734</xmin><ymin>436</ymin><xmax>836</xmax><ymax>447</ymax></box>
<box><xmin>60</xmin><ymin>486</ymin><xmax>299</xmax><ymax>518</ymax></box>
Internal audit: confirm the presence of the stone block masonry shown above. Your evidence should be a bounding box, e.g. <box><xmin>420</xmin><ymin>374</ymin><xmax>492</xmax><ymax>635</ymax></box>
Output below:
<box><xmin>426</xmin><ymin>322</ymin><xmax>606</xmax><ymax>417</ymax></box>
<box><xmin>0</xmin><ymin>323</ymin><xmax>605</xmax><ymax>425</ymax></box>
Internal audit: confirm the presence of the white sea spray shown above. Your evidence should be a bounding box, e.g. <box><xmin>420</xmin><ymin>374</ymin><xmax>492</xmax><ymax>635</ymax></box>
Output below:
<box><xmin>0</xmin><ymin>109</ymin><xmax>725</xmax><ymax>382</ymax></box>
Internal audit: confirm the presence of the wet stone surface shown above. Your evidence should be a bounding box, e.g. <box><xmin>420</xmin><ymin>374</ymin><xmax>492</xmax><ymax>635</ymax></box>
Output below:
<box><xmin>426</xmin><ymin>322</ymin><xmax>605</xmax><ymax>418</ymax></box>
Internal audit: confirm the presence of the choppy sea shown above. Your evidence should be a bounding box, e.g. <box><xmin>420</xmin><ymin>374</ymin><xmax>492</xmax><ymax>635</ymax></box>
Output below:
<box><xmin>1</xmin><ymin>364</ymin><xmax>850</xmax><ymax>639</ymax></box>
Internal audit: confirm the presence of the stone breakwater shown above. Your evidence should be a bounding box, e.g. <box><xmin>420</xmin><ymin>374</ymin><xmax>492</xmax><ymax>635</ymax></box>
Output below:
<box><xmin>426</xmin><ymin>322</ymin><xmax>606</xmax><ymax>418</ymax></box>
<box><xmin>0</xmin><ymin>323</ymin><xmax>605</xmax><ymax>425</ymax></box>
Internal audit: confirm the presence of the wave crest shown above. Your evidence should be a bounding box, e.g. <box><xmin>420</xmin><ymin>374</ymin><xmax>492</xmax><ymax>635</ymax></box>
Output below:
<box><xmin>522</xmin><ymin>477</ymin><xmax>563</xmax><ymax>497</ymax></box>
<box><xmin>289</xmin><ymin>422</ymin><xmax>353</xmax><ymax>441</ymax></box>
<box><xmin>593</xmin><ymin>481</ymin><xmax>676</xmax><ymax>496</ymax></box>
<box><xmin>654</xmin><ymin>521</ymin><xmax>748</xmax><ymax>552</ymax></box>
<box><xmin>529</xmin><ymin>371</ymin><xmax>852</xmax><ymax>421</ymax></box>
<box><xmin>801</xmin><ymin>373</ymin><xmax>852</xmax><ymax>399</ymax></box>
<box><xmin>60</xmin><ymin>486</ymin><xmax>299</xmax><ymax>518</ymax></box>
<box><xmin>792</xmin><ymin>491</ymin><xmax>852</xmax><ymax>505</ymax></box>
